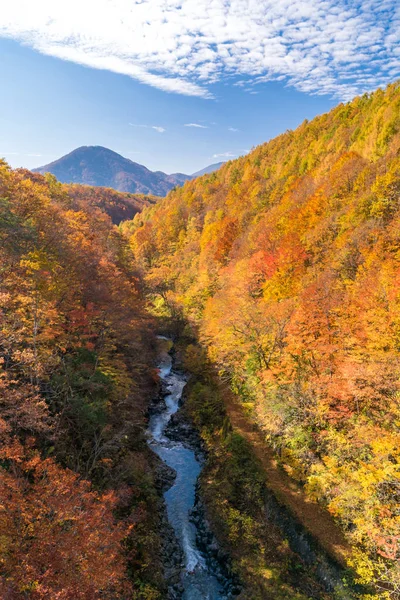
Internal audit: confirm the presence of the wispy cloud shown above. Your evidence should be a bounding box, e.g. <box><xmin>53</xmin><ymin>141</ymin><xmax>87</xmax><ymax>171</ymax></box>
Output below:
<box><xmin>129</xmin><ymin>123</ymin><xmax>166</xmax><ymax>133</ymax></box>
<box><xmin>184</xmin><ymin>123</ymin><xmax>208</xmax><ymax>128</ymax></box>
<box><xmin>0</xmin><ymin>1</ymin><xmax>399</xmax><ymax>100</ymax></box>
<box><xmin>213</xmin><ymin>152</ymin><xmax>237</xmax><ymax>158</ymax></box>
<box><xmin>228</xmin><ymin>127</ymin><xmax>239</xmax><ymax>132</ymax></box>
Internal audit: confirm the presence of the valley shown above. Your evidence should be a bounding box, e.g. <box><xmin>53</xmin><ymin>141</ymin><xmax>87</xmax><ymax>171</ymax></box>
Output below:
<box><xmin>1</xmin><ymin>80</ymin><xmax>400</xmax><ymax>600</ymax></box>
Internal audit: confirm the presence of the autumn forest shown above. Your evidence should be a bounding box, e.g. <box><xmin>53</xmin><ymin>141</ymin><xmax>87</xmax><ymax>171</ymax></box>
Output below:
<box><xmin>1</xmin><ymin>81</ymin><xmax>400</xmax><ymax>599</ymax></box>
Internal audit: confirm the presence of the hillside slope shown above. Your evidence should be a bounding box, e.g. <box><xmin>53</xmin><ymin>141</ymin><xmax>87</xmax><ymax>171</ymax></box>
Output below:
<box><xmin>64</xmin><ymin>182</ymin><xmax>158</xmax><ymax>224</ymax></box>
<box><xmin>127</xmin><ymin>82</ymin><xmax>400</xmax><ymax>597</ymax></box>
<box><xmin>16</xmin><ymin>171</ymin><xmax>158</xmax><ymax>224</ymax></box>
<box><xmin>0</xmin><ymin>165</ymin><xmax>166</xmax><ymax>597</ymax></box>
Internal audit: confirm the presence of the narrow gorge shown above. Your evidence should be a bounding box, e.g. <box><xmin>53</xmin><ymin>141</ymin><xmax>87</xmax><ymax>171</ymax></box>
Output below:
<box><xmin>148</xmin><ymin>336</ymin><xmax>238</xmax><ymax>599</ymax></box>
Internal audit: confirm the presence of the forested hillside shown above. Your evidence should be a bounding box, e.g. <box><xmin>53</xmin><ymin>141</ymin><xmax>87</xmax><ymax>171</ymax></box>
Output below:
<box><xmin>127</xmin><ymin>82</ymin><xmax>400</xmax><ymax>597</ymax></box>
<box><xmin>0</xmin><ymin>165</ymin><xmax>164</xmax><ymax>598</ymax></box>
<box><xmin>64</xmin><ymin>182</ymin><xmax>158</xmax><ymax>224</ymax></box>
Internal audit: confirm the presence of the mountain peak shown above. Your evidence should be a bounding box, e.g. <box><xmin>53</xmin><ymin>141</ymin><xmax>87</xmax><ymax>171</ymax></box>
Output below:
<box><xmin>33</xmin><ymin>146</ymin><xmax>224</xmax><ymax>196</ymax></box>
<box><xmin>33</xmin><ymin>146</ymin><xmax>185</xmax><ymax>195</ymax></box>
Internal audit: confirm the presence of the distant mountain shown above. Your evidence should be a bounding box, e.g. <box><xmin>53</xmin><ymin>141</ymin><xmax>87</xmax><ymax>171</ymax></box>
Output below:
<box><xmin>33</xmin><ymin>146</ymin><xmax>224</xmax><ymax>197</ymax></box>
<box><xmin>33</xmin><ymin>146</ymin><xmax>191</xmax><ymax>196</ymax></box>
<box><xmin>191</xmin><ymin>162</ymin><xmax>225</xmax><ymax>177</ymax></box>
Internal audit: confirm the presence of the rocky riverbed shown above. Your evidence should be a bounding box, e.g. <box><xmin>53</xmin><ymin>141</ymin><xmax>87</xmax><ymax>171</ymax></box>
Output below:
<box><xmin>147</xmin><ymin>337</ymin><xmax>239</xmax><ymax>600</ymax></box>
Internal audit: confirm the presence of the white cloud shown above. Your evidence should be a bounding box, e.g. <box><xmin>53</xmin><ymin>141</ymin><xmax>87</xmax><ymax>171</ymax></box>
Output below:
<box><xmin>0</xmin><ymin>0</ymin><xmax>398</xmax><ymax>100</ymax></box>
<box><xmin>184</xmin><ymin>123</ymin><xmax>208</xmax><ymax>128</ymax></box>
<box><xmin>228</xmin><ymin>127</ymin><xmax>239</xmax><ymax>132</ymax></box>
<box><xmin>129</xmin><ymin>123</ymin><xmax>166</xmax><ymax>133</ymax></box>
<box><xmin>213</xmin><ymin>151</ymin><xmax>237</xmax><ymax>158</ymax></box>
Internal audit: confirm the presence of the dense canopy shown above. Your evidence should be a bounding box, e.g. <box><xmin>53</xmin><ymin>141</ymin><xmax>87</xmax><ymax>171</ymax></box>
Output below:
<box><xmin>128</xmin><ymin>82</ymin><xmax>400</xmax><ymax>596</ymax></box>
<box><xmin>0</xmin><ymin>166</ymin><xmax>159</xmax><ymax>598</ymax></box>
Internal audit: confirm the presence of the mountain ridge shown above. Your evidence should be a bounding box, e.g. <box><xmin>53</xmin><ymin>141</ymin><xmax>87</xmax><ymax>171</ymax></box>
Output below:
<box><xmin>191</xmin><ymin>162</ymin><xmax>225</xmax><ymax>177</ymax></box>
<box><xmin>33</xmin><ymin>146</ymin><xmax>224</xmax><ymax>196</ymax></box>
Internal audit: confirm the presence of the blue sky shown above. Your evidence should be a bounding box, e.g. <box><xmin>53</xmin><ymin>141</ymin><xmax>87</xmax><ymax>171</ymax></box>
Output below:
<box><xmin>0</xmin><ymin>0</ymin><xmax>399</xmax><ymax>175</ymax></box>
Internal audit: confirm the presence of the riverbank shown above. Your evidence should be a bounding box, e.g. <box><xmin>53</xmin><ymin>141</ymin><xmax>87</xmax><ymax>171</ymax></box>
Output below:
<box><xmin>174</xmin><ymin>339</ymin><xmax>362</xmax><ymax>600</ymax></box>
<box><xmin>220</xmin><ymin>382</ymin><xmax>352</xmax><ymax>567</ymax></box>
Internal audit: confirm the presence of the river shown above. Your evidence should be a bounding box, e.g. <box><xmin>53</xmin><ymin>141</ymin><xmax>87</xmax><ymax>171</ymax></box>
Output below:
<box><xmin>147</xmin><ymin>337</ymin><xmax>226</xmax><ymax>600</ymax></box>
